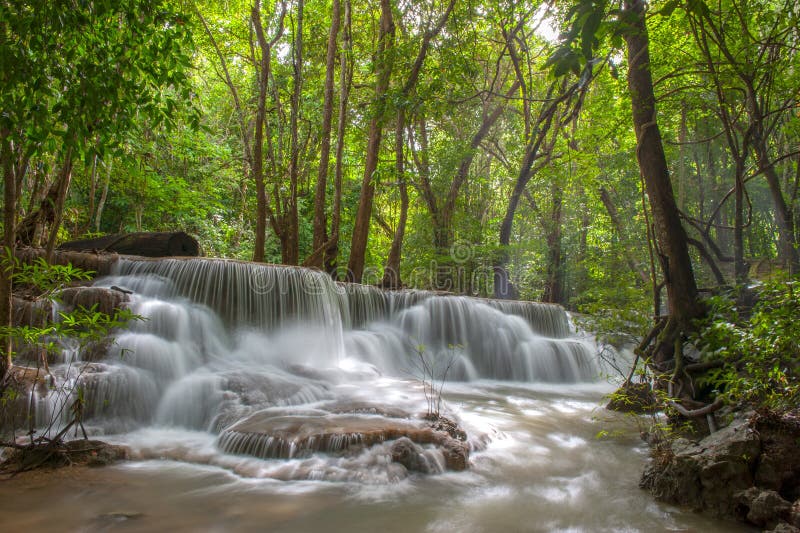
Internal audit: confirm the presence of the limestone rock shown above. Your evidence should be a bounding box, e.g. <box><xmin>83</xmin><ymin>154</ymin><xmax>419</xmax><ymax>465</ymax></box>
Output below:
<box><xmin>391</xmin><ymin>437</ymin><xmax>432</xmax><ymax>474</ymax></box>
<box><xmin>640</xmin><ymin>417</ymin><xmax>760</xmax><ymax>515</ymax></box>
<box><xmin>0</xmin><ymin>439</ymin><xmax>129</xmax><ymax>473</ymax></box>
<box><xmin>735</xmin><ymin>487</ymin><xmax>792</xmax><ymax>528</ymax></box>
<box><xmin>216</xmin><ymin>406</ymin><xmax>470</xmax><ymax>473</ymax></box>
<box><xmin>752</xmin><ymin>410</ymin><xmax>800</xmax><ymax>501</ymax></box>
<box><xmin>59</xmin><ymin>286</ymin><xmax>130</xmax><ymax>316</ymax></box>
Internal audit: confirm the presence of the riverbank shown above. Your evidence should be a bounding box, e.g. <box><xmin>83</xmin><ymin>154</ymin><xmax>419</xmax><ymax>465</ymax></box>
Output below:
<box><xmin>640</xmin><ymin>407</ymin><xmax>800</xmax><ymax>532</ymax></box>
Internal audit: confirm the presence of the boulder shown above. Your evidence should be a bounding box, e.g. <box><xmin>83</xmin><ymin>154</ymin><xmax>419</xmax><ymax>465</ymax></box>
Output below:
<box><xmin>216</xmin><ymin>407</ymin><xmax>470</xmax><ymax>472</ymax></box>
<box><xmin>391</xmin><ymin>437</ymin><xmax>433</xmax><ymax>474</ymax></box>
<box><xmin>641</xmin><ymin>409</ymin><xmax>800</xmax><ymax>528</ymax></box>
<box><xmin>752</xmin><ymin>410</ymin><xmax>800</xmax><ymax>501</ymax></box>
<box><xmin>58</xmin><ymin>286</ymin><xmax>130</xmax><ymax>316</ymax></box>
<box><xmin>735</xmin><ymin>487</ymin><xmax>792</xmax><ymax>528</ymax></box>
<box><xmin>640</xmin><ymin>417</ymin><xmax>761</xmax><ymax>515</ymax></box>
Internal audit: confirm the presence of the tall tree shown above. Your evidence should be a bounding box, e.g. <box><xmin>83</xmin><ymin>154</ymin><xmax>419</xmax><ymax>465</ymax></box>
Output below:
<box><xmin>623</xmin><ymin>0</ymin><xmax>702</xmax><ymax>328</ymax></box>
<box><xmin>0</xmin><ymin>0</ymin><xmax>193</xmax><ymax>383</ymax></box>
<box><xmin>346</xmin><ymin>0</ymin><xmax>395</xmax><ymax>282</ymax></box>
<box><xmin>380</xmin><ymin>0</ymin><xmax>457</xmax><ymax>288</ymax></box>
<box><xmin>308</xmin><ymin>0</ymin><xmax>341</xmax><ymax>269</ymax></box>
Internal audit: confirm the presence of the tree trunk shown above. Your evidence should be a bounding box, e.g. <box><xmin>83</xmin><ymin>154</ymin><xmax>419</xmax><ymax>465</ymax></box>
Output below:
<box><xmin>382</xmin><ymin>111</ymin><xmax>408</xmax><ymax>288</ymax></box>
<box><xmin>94</xmin><ymin>161</ymin><xmax>111</xmax><ymax>233</ymax></box>
<box><xmin>0</xmin><ymin>132</ymin><xmax>17</xmax><ymax>383</ymax></box>
<box><xmin>624</xmin><ymin>0</ymin><xmax>702</xmax><ymax>328</ymax></box>
<box><xmin>44</xmin><ymin>148</ymin><xmax>74</xmax><ymax>261</ymax></box>
<box><xmin>324</xmin><ymin>0</ymin><xmax>351</xmax><ymax>277</ymax></box>
<box><xmin>284</xmin><ymin>0</ymin><xmax>304</xmax><ymax>265</ymax></box>
<box><xmin>347</xmin><ymin>0</ymin><xmax>394</xmax><ymax>282</ymax></box>
<box><xmin>753</xmin><ymin>140</ymin><xmax>798</xmax><ymax>273</ymax></box>
<box><xmin>542</xmin><ymin>182</ymin><xmax>564</xmax><ymax>304</ymax></box>
<box><xmin>251</xmin><ymin>1</ymin><xmax>270</xmax><ymax>263</ymax></box>
<box><xmin>309</xmin><ymin>0</ymin><xmax>340</xmax><ymax>269</ymax></box>
<box><xmin>733</xmin><ymin>164</ymin><xmax>747</xmax><ymax>282</ymax></box>
<box><xmin>495</xmin><ymin>81</ymin><xmax>563</xmax><ymax>299</ymax></box>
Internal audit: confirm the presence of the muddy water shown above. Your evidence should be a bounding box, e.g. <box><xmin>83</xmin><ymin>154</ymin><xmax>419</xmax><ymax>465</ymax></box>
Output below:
<box><xmin>0</xmin><ymin>382</ymin><xmax>751</xmax><ymax>533</ymax></box>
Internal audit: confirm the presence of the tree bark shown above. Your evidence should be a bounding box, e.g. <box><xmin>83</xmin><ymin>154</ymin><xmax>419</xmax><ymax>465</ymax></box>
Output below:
<box><xmin>251</xmin><ymin>0</ymin><xmax>272</xmax><ymax>263</ymax></box>
<box><xmin>284</xmin><ymin>0</ymin><xmax>304</xmax><ymax>265</ymax></box>
<box><xmin>542</xmin><ymin>181</ymin><xmax>564</xmax><ymax>304</ymax></box>
<box><xmin>624</xmin><ymin>0</ymin><xmax>702</xmax><ymax>328</ymax></box>
<box><xmin>0</xmin><ymin>131</ymin><xmax>17</xmax><ymax>383</ymax></box>
<box><xmin>94</xmin><ymin>161</ymin><xmax>111</xmax><ymax>233</ymax></box>
<box><xmin>308</xmin><ymin>0</ymin><xmax>341</xmax><ymax>269</ymax></box>
<box><xmin>346</xmin><ymin>0</ymin><xmax>395</xmax><ymax>282</ymax></box>
<box><xmin>381</xmin><ymin>111</ymin><xmax>408</xmax><ymax>288</ymax></box>
<box><xmin>495</xmin><ymin>80</ymin><xmax>566</xmax><ymax>299</ymax></box>
<box><xmin>44</xmin><ymin>147</ymin><xmax>74</xmax><ymax>261</ymax></box>
<box><xmin>324</xmin><ymin>0</ymin><xmax>352</xmax><ymax>277</ymax></box>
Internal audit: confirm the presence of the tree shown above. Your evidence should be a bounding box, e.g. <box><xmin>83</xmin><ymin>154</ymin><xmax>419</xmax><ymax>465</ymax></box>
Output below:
<box><xmin>0</xmin><ymin>0</ymin><xmax>193</xmax><ymax>383</ymax></box>
<box><xmin>346</xmin><ymin>0</ymin><xmax>395</xmax><ymax>283</ymax></box>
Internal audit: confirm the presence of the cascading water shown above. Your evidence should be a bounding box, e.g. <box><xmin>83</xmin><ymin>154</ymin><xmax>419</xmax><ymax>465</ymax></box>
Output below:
<box><xmin>3</xmin><ymin>257</ymin><xmax>750</xmax><ymax>532</ymax></box>
<box><xmin>26</xmin><ymin>257</ymin><xmax>596</xmax><ymax>462</ymax></box>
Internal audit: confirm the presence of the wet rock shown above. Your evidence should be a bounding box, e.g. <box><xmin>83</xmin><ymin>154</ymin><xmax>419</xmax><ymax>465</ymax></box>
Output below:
<box><xmin>752</xmin><ymin>410</ymin><xmax>800</xmax><ymax>501</ymax></box>
<box><xmin>216</xmin><ymin>407</ymin><xmax>470</xmax><ymax>472</ymax></box>
<box><xmin>14</xmin><ymin>247</ymin><xmax>120</xmax><ymax>277</ymax></box>
<box><xmin>391</xmin><ymin>437</ymin><xmax>432</xmax><ymax>474</ymax></box>
<box><xmin>640</xmin><ymin>416</ymin><xmax>760</xmax><ymax>515</ymax></box>
<box><xmin>0</xmin><ymin>366</ymin><xmax>51</xmax><ymax>434</ymax></box>
<box><xmin>641</xmin><ymin>409</ymin><xmax>800</xmax><ymax>529</ymax></box>
<box><xmin>320</xmin><ymin>400</ymin><xmax>411</xmax><ymax>419</ymax></box>
<box><xmin>736</xmin><ymin>487</ymin><xmax>792</xmax><ymax>528</ymax></box>
<box><xmin>12</xmin><ymin>297</ymin><xmax>53</xmax><ymax>328</ymax></box>
<box><xmin>80</xmin><ymin>338</ymin><xmax>114</xmax><ymax>362</ymax></box>
<box><xmin>58</xmin><ymin>286</ymin><xmax>130</xmax><ymax>316</ymax></box>
<box><xmin>218</xmin><ymin>412</ymin><xmax>443</xmax><ymax>458</ymax></box>
<box><xmin>791</xmin><ymin>500</ymin><xmax>800</xmax><ymax>528</ymax></box>
<box><xmin>440</xmin><ymin>439</ymin><xmax>469</xmax><ymax>471</ymax></box>
<box><xmin>427</xmin><ymin>415</ymin><xmax>467</xmax><ymax>441</ymax></box>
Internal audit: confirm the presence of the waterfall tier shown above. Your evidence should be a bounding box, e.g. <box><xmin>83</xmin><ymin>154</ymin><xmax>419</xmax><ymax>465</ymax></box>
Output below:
<box><xmin>21</xmin><ymin>256</ymin><xmax>601</xmax><ymax>476</ymax></box>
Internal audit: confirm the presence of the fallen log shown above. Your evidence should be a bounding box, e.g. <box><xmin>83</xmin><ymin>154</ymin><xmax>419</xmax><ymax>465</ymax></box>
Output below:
<box><xmin>58</xmin><ymin>231</ymin><xmax>200</xmax><ymax>258</ymax></box>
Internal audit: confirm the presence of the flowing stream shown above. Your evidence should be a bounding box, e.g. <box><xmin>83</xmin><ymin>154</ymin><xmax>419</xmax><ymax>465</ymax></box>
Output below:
<box><xmin>2</xmin><ymin>258</ymin><xmax>750</xmax><ymax>531</ymax></box>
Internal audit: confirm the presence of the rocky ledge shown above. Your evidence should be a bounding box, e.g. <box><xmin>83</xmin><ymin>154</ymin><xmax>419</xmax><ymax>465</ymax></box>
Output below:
<box><xmin>640</xmin><ymin>409</ymin><xmax>800</xmax><ymax>531</ymax></box>
<box><xmin>216</xmin><ymin>402</ymin><xmax>470</xmax><ymax>474</ymax></box>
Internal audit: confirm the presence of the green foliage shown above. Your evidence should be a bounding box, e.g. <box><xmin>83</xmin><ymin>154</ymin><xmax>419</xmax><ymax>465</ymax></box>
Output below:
<box><xmin>693</xmin><ymin>276</ymin><xmax>800</xmax><ymax>410</ymax></box>
<box><xmin>574</xmin><ymin>277</ymin><xmax>652</xmax><ymax>349</ymax></box>
<box><xmin>7</xmin><ymin>253</ymin><xmax>92</xmax><ymax>294</ymax></box>
<box><xmin>0</xmin><ymin>255</ymin><xmax>140</xmax><ymax>439</ymax></box>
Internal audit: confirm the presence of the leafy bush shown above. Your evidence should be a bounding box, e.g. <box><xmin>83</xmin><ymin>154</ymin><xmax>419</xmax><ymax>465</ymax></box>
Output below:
<box><xmin>693</xmin><ymin>275</ymin><xmax>800</xmax><ymax>410</ymax></box>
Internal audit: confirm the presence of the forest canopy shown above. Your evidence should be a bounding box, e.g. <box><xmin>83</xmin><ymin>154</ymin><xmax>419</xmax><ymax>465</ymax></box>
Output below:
<box><xmin>1</xmin><ymin>0</ymin><xmax>798</xmax><ymax>313</ymax></box>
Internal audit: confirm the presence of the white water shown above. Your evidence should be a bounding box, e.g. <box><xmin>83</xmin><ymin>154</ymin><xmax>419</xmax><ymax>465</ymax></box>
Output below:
<box><xmin>4</xmin><ymin>258</ymin><xmax>750</xmax><ymax>531</ymax></box>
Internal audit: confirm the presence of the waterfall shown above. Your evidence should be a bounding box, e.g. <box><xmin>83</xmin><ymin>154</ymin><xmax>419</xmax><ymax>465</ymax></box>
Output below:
<box><xmin>20</xmin><ymin>256</ymin><xmax>601</xmax><ymax>478</ymax></box>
